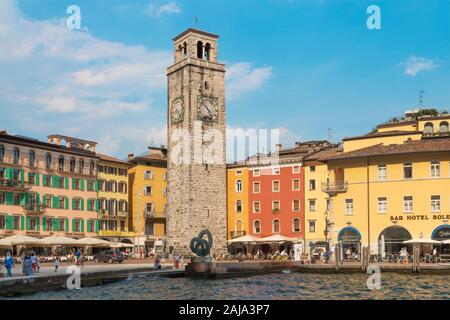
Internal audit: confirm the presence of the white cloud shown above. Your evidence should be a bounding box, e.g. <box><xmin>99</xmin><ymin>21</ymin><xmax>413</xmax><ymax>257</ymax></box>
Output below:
<box><xmin>226</xmin><ymin>63</ymin><xmax>273</xmax><ymax>100</ymax></box>
<box><xmin>146</xmin><ymin>1</ymin><xmax>182</xmax><ymax>17</ymax></box>
<box><xmin>403</xmin><ymin>55</ymin><xmax>439</xmax><ymax>76</ymax></box>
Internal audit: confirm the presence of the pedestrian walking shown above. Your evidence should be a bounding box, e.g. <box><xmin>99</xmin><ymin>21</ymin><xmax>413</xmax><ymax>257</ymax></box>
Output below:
<box><xmin>54</xmin><ymin>256</ymin><xmax>60</xmax><ymax>273</ymax></box>
<box><xmin>4</xmin><ymin>252</ymin><xmax>14</xmax><ymax>277</ymax></box>
<box><xmin>22</xmin><ymin>254</ymin><xmax>33</xmax><ymax>276</ymax></box>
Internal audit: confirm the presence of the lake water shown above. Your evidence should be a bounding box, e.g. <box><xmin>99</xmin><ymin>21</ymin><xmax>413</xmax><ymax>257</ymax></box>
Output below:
<box><xmin>10</xmin><ymin>272</ymin><xmax>450</xmax><ymax>300</ymax></box>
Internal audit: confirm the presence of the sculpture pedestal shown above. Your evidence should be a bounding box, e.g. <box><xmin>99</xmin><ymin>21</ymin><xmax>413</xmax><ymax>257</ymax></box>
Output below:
<box><xmin>186</xmin><ymin>257</ymin><xmax>215</xmax><ymax>277</ymax></box>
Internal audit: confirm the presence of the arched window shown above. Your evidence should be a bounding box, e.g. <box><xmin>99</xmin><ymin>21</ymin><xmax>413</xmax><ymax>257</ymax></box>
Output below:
<box><xmin>79</xmin><ymin>159</ymin><xmax>84</xmax><ymax>174</ymax></box>
<box><xmin>440</xmin><ymin>121</ymin><xmax>449</xmax><ymax>133</ymax></box>
<box><xmin>205</xmin><ymin>43</ymin><xmax>211</xmax><ymax>61</ymax></box>
<box><xmin>13</xmin><ymin>148</ymin><xmax>20</xmax><ymax>164</ymax></box>
<box><xmin>253</xmin><ymin>220</ymin><xmax>261</xmax><ymax>234</ymax></box>
<box><xmin>29</xmin><ymin>150</ymin><xmax>35</xmax><ymax>167</ymax></box>
<box><xmin>424</xmin><ymin>122</ymin><xmax>434</xmax><ymax>134</ymax></box>
<box><xmin>0</xmin><ymin>145</ymin><xmax>4</xmax><ymax>163</ymax></box>
<box><xmin>183</xmin><ymin>42</ymin><xmax>187</xmax><ymax>58</ymax></box>
<box><xmin>292</xmin><ymin>218</ymin><xmax>300</xmax><ymax>232</ymax></box>
<box><xmin>236</xmin><ymin>200</ymin><xmax>242</xmax><ymax>213</ymax></box>
<box><xmin>197</xmin><ymin>41</ymin><xmax>203</xmax><ymax>59</ymax></box>
<box><xmin>235</xmin><ymin>180</ymin><xmax>243</xmax><ymax>192</ymax></box>
<box><xmin>58</xmin><ymin>156</ymin><xmax>65</xmax><ymax>171</ymax></box>
<box><xmin>431</xmin><ymin>160</ymin><xmax>440</xmax><ymax>177</ymax></box>
<box><xmin>236</xmin><ymin>220</ymin><xmax>242</xmax><ymax>232</ymax></box>
<box><xmin>45</xmin><ymin>153</ymin><xmax>52</xmax><ymax>169</ymax></box>
<box><xmin>89</xmin><ymin>160</ymin><xmax>95</xmax><ymax>176</ymax></box>
<box><xmin>70</xmin><ymin>157</ymin><xmax>76</xmax><ymax>173</ymax></box>
<box><xmin>272</xmin><ymin>219</ymin><xmax>280</xmax><ymax>233</ymax></box>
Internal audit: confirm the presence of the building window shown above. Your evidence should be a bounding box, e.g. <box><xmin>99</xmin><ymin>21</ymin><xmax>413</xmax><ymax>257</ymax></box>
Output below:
<box><xmin>377</xmin><ymin>164</ymin><xmax>387</xmax><ymax>181</ymax></box>
<box><xmin>431</xmin><ymin>195</ymin><xmax>441</xmax><ymax>212</ymax></box>
<box><xmin>310</xmin><ymin>166</ymin><xmax>316</xmax><ymax>172</ymax></box>
<box><xmin>0</xmin><ymin>215</ymin><xmax>5</xmax><ymax>229</ymax></box>
<box><xmin>118</xmin><ymin>182</ymin><xmax>126</xmax><ymax>193</ymax></box>
<box><xmin>292</xmin><ymin>179</ymin><xmax>300</xmax><ymax>191</ymax></box>
<box><xmin>74</xmin><ymin>219</ymin><xmax>81</xmax><ymax>232</ymax></box>
<box><xmin>45</xmin><ymin>195</ymin><xmax>52</xmax><ymax>208</ymax></box>
<box><xmin>403</xmin><ymin>196</ymin><xmax>413</xmax><ymax>213</ymax></box>
<box><xmin>292</xmin><ymin>166</ymin><xmax>300</xmax><ymax>174</ymax></box>
<box><xmin>42</xmin><ymin>175</ymin><xmax>50</xmax><ymax>187</ymax></box>
<box><xmin>272</xmin><ymin>180</ymin><xmax>280</xmax><ymax>192</ymax></box>
<box><xmin>145</xmin><ymin>203</ymin><xmax>154</xmax><ymax>213</ymax></box>
<box><xmin>236</xmin><ymin>200</ymin><xmax>242</xmax><ymax>213</ymax></box>
<box><xmin>309</xmin><ymin>199</ymin><xmax>316</xmax><ymax>212</ymax></box>
<box><xmin>272</xmin><ymin>200</ymin><xmax>280</xmax><ymax>211</ymax></box>
<box><xmin>144</xmin><ymin>171</ymin><xmax>153</xmax><ymax>180</ymax></box>
<box><xmin>144</xmin><ymin>186</ymin><xmax>152</xmax><ymax>196</ymax></box>
<box><xmin>0</xmin><ymin>145</ymin><xmax>4</xmax><ymax>163</ymax></box>
<box><xmin>89</xmin><ymin>160</ymin><xmax>95</xmax><ymax>176</ymax></box>
<box><xmin>309</xmin><ymin>221</ymin><xmax>316</xmax><ymax>233</ymax></box>
<box><xmin>378</xmin><ymin>197</ymin><xmax>387</xmax><ymax>214</ymax></box>
<box><xmin>73</xmin><ymin>179</ymin><xmax>80</xmax><ymax>190</ymax></box>
<box><xmin>58</xmin><ymin>156</ymin><xmax>65</xmax><ymax>171</ymax></box>
<box><xmin>13</xmin><ymin>193</ymin><xmax>20</xmax><ymax>206</ymax></box>
<box><xmin>253</xmin><ymin>181</ymin><xmax>260</xmax><ymax>193</ymax></box>
<box><xmin>431</xmin><ymin>160</ymin><xmax>440</xmax><ymax>177</ymax></box>
<box><xmin>253</xmin><ymin>220</ymin><xmax>261</xmax><ymax>234</ymax></box>
<box><xmin>0</xmin><ymin>192</ymin><xmax>4</xmax><ymax>204</ymax></box>
<box><xmin>45</xmin><ymin>153</ymin><xmax>52</xmax><ymax>169</ymax></box>
<box><xmin>236</xmin><ymin>170</ymin><xmax>242</xmax><ymax>175</ymax></box>
<box><xmin>424</xmin><ymin>122</ymin><xmax>434</xmax><ymax>134</ymax></box>
<box><xmin>88</xmin><ymin>199</ymin><xmax>96</xmax><ymax>212</ymax></box>
<box><xmin>292</xmin><ymin>218</ymin><xmax>300</xmax><ymax>233</ymax></box>
<box><xmin>272</xmin><ymin>219</ymin><xmax>280</xmax><ymax>233</ymax></box>
<box><xmin>45</xmin><ymin>217</ymin><xmax>52</xmax><ymax>231</ymax></box>
<box><xmin>293</xmin><ymin>200</ymin><xmax>300</xmax><ymax>211</ymax></box>
<box><xmin>253</xmin><ymin>201</ymin><xmax>260</xmax><ymax>213</ymax></box>
<box><xmin>309</xmin><ymin>179</ymin><xmax>316</xmax><ymax>191</ymax></box>
<box><xmin>403</xmin><ymin>163</ymin><xmax>412</xmax><ymax>179</ymax></box>
<box><xmin>440</xmin><ymin>121</ymin><xmax>449</xmax><ymax>133</ymax></box>
<box><xmin>59</xmin><ymin>197</ymin><xmax>66</xmax><ymax>209</ymax></box>
<box><xmin>29</xmin><ymin>217</ymin><xmax>38</xmax><ymax>231</ymax></box>
<box><xmin>235</xmin><ymin>180</ymin><xmax>243</xmax><ymax>192</ymax></box>
<box><xmin>13</xmin><ymin>216</ymin><xmax>20</xmax><ymax>230</ymax></box>
<box><xmin>345</xmin><ymin>199</ymin><xmax>354</xmax><ymax>215</ymax></box>
<box><xmin>87</xmin><ymin>180</ymin><xmax>95</xmax><ymax>192</ymax></box>
<box><xmin>13</xmin><ymin>148</ymin><xmax>20</xmax><ymax>164</ymax></box>
<box><xmin>29</xmin><ymin>150</ymin><xmax>35</xmax><ymax>167</ymax></box>
<box><xmin>272</xmin><ymin>167</ymin><xmax>280</xmax><ymax>175</ymax></box>
<box><xmin>253</xmin><ymin>169</ymin><xmax>260</xmax><ymax>177</ymax></box>
<box><xmin>73</xmin><ymin>198</ymin><xmax>81</xmax><ymax>210</ymax></box>
<box><xmin>79</xmin><ymin>159</ymin><xmax>84</xmax><ymax>174</ymax></box>
<box><xmin>70</xmin><ymin>158</ymin><xmax>76</xmax><ymax>173</ymax></box>
<box><xmin>28</xmin><ymin>173</ymin><xmax>36</xmax><ymax>185</ymax></box>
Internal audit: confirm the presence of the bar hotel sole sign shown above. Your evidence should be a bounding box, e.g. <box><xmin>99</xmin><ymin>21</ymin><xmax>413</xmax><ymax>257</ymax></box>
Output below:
<box><xmin>390</xmin><ymin>215</ymin><xmax>450</xmax><ymax>222</ymax></box>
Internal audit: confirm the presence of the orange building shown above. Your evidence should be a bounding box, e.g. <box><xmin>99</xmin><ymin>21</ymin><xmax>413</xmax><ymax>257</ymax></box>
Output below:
<box><xmin>226</xmin><ymin>163</ymin><xmax>249</xmax><ymax>240</ymax></box>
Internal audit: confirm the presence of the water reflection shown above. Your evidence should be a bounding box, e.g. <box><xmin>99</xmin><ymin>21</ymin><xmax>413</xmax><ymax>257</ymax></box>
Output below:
<box><xmin>9</xmin><ymin>273</ymin><xmax>450</xmax><ymax>300</ymax></box>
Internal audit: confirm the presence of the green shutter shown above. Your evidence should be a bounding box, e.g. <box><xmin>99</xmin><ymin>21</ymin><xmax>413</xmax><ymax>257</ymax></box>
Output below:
<box><xmin>72</xmin><ymin>198</ymin><xmax>75</xmax><ymax>210</ymax></box>
<box><xmin>51</xmin><ymin>176</ymin><xmax>56</xmax><ymax>188</ymax></box>
<box><xmin>95</xmin><ymin>219</ymin><xmax>99</xmax><ymax>232</ymax></box>
<box><xmin>65</xmin><ymin>178</ymin><xmax>69</xmax><ymax>190</ymax></box>
<box><xmin>53</xmin><ymin>219</ymin><xmax>58</xmax><ymax>231</ymax></box>
<box><xmin>65</xmin><ymin>218</ymin><xmax>69</xmax><ymax>232</ymax></box>
<box><xmin>95</xmin><ymin>199</ymin><xmax>100</xmax><ymax>212</ymax></box>
<box><xmin>43</xmin><ymin>195</ymin><xmax>47</xmax><ymax>207</ymax></box>
<box><xmin>26</xmin><ymin>216</ymin><xmax>30</xmax><ymax>230</ymax></box>
<box><xmin>87</xmin><ymin>200</ymin><xmax>91</xmax><ymax>212</ymax></box>
<box><xmin>65</xmin><ymin>197</ymin><xmax>69</xmax><ymax>210</ymax></box>
<box><xmin>72</xmin><ymin>219</ymin><xmax>76</xmax><ymax>232</ymax></box>
<box><xmin>20</xmin><ymin>216</ymin><xmax>24</xmax><ymax>230</ymax></box>
<box><xmin>36</xmin><ymin>193</ymin><xmax>40</xmax><ymax>206</ymax></box>
<box><xmin>80</xmin><ymin>179</ymin><xmax>85</xmax><ymax>191</ymax></box>
<box><xmin>5</xmin><ymin>216</ymin><xmax>13</xmax><ymax>230</ymax></box>
<box><xmin>5</xmin><ymin>168</ymin><xmax>13</xmax><ymax>179</ymax></box>
<box><xmin>42</xmin><ymin>217</ymin><xmax>47</xmax><ymax>230</ymax></box>
<box><xmin>20</xmin><ymin>193</ymin><xmax>26</xmax><ymax>206</ymax></box>
<box><xmin>35</xmin><ymin>173</ymin><xmax>40</xmax><ymax>186</ymax></box>
<box><xmin>20</xmin><ymin>170</ymin><xmax>25</xmax><ymax>183</ymax></box>
<box><xmin>5</xmin><ymin>192</ymin><xmax>13</xmax><ymax>205</ymax></box>
<box><xmin>36</xmin><ymin>217</ymin><xmax>40</xmax><ymax>231</ymax></box>
<box><xmin>80</xmin><ymin>199</ymin><xmax>84</xmax><ymax>211</ymax></box>
<box><xmin>94</xmin><ymin>180</ymin><xmax>99</xmax><ymax>192</ymax></box>
<box><xmin>87</xmin><ymin>219</ymin><xmax>91</xmax><ymax>232</ymax></box>
<box><xmin>80</xmin><ymin>219</ymin><xmax>84</xmax><ymax>232</ymax></box>
<box><xmin>52</xmin><ymin>196</ymin><xmax>57</xmax><ymax>209</ymax></box>
<box><xmin>72</xmin><ymin>178</ymin><xmax>75</xmax><ymax>190</ymax></box>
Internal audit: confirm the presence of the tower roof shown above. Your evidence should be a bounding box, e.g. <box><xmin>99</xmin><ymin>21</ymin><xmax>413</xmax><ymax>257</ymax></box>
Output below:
<box><xmin>173</xmin><ymin>28</ymin><xmax>219</xmax><ymax>41</ymax></box>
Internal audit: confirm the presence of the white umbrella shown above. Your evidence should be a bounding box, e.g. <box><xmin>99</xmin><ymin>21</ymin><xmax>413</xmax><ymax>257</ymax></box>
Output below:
<box><xmin>227</xmin><ymin>235</ymin><xmax>260</xmax><ymax>243</ymax></box>
<box><xmin>38</xmin><ymin>236</ymin><xmax>80</xmax><ymax>246</ymax></box>
<box><xmin>0</xmin><ymin>235</ymin><xmax>43</xmax><ymax>246</ymax></box>
<box><xmin>439</xmin><ymin>239</ymin><xmax>450</xmax><ymax>245</ymax></box>
<box><xmin>256</xmin><ymin>234</ymin><xmax>299</xmax><ymax>243</ymax></box>
<box><xmin>76</xmin><ymin>237</ymin><xmax>113</xmax><ymax>247</ymax></box>
<box><xmin>404</xmin><ymin>238</ymin><xmax>441</xmax><ymax>244</ymax></box>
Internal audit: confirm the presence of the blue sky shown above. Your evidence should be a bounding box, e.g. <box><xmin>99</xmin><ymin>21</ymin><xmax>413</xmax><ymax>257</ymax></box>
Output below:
<box><xmin>0</xmin><ymin>0</ymin><xmax>449</xmax><ymax>158</ymax></box>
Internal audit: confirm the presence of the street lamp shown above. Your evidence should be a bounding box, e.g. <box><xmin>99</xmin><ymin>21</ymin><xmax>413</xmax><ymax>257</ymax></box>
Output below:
<box><xmin>138</xmin><ymin>191</ymin><xmax>143</xmax><ymax>259</ymax></box>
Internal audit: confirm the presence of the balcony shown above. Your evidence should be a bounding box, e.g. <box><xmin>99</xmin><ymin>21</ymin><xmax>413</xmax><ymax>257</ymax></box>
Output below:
<box><xmin>230</xmin><ymin>231</ymin><xmax>246</xmax><ymax>239</ymax></box>
<box><xmin>321</xmin><ymin>181</ymin><xmax>348</xmax><ymax>196</ymax></box>
<box><xmin>117</xmin><ymin>211</ymin><xmax>128</xmax><ymax>218</ymax></box>
<box><xmin>23</xmin><ymin>204</ymin><xmax>47</xmax><ymax>214</ymax></box>
<box><xmin>0</xmin><ymin>178</ymin><xmax>31</xmax><ymax>192</ymax></box>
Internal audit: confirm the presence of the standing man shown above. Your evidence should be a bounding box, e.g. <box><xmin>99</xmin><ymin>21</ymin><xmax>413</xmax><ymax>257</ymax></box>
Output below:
<box><xmin>4</xmin><ymin>252</ymin><xmax>14</xmax><ymax>277</ymax></box>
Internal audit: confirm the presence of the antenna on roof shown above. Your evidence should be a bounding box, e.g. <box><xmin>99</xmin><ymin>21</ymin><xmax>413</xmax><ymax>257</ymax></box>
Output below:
<box><xmin>327</xmin><ymin>128</ymin><xmax>333</xmax><ymax>143</ymax></box>
<box><xmin>195</xmin><ymin>17</ymin><xmax>199</xmax><ymax>29</ymax></box>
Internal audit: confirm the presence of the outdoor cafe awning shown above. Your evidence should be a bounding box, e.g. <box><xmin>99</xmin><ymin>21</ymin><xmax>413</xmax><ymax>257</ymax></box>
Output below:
<box><xmin>76</xmin><ymin>237</ymin><xmax>114</xmax><ymax>247</ymax></box>
<box><xmin>37</xmin><ymin>236</ymin><xmax>80</xmax><ymax>246</ymax></box>
<box><xmin>403</xmin><ymin>238</ymin><xmax>441</xmax><ymax>244</ymax></box>
<box><xmin>255</xmin><ymin>234</ymin><xmax>300</xmax><ymax>244</ymax></box>
<box><xmin>0</xmin><ymin>235</ymin><xmax>44</xmax><ymax>247</ymax></box>
<box><xmin>227</xmin><ymin>235</ymin><xmax>260</xmax><ymax>244</ymax></box>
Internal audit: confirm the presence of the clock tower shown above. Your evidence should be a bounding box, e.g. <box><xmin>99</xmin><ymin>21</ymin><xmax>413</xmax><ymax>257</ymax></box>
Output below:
<box><xmin>166</xmin><ymin>28</ymin><xmax>227</xmax><ymax>255</ymax></box>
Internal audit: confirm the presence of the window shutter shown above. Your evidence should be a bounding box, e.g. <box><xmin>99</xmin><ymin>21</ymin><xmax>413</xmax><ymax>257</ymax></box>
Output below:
<box><xmin>53</xmin><ymin>219</ymin><xmax>58</xmax><ymax>231</ymax></box>
<box><xmin>65</xmin><ymin>197</ymin><xmax>69</xmax><ymax>210</ymax></box>
<box><xmin>35</xmin><ymin>173</ymin><xmax>40</xmax><ymax>186</ymax></box>
<box><xmin>26</xmin><ymin>216</ymin><xmax>30</xmax><ymax>230</ymax></box>
<box><xmin>52</xmin><ymin>196</ymin><xmax>56</xmax><ymax>209</ymax></box>
<box><xmin>5</xmin><ymin>192</ymin><xmax>13</xmax><ymax>205</ymax></box>
<box><xmin>80</xmin><ymin>179</ymin><xmax>85</xmax><ymax>191</ymax></box>
<box><xmin>72</xmin><ymin>219</ymin><xmax>76</xmax><ymax>232</ymax></box>
<box><xmin>94</xmin><ymin>180</ymin><xmax>99</xmax><ymax>192</ymax></box>
<box><xmin>80</xmin><ymin>199</ymin><xmax>84</xmax><ymax>211</ymax></box>
<box><xmin>72</xmin><ymin>198</ymin><xmax>75</xmax><ymax>210</ymax></box>
<box><xmin>36</xmin><ymin>217</ymin><xmax>40</xmax><ymax>231</ymax></box>
<box><xmin>5</xmin><ymin>168</ymin><xmax>12</xmax><ymax>179</ymax></box>
<box><xmin>51</xmin><ymin>176</ymin><xmax>56</xmax><ymax>188</ymax></box>
<box><xmin>42</xmin><ymin>217</ymin><xmax>47</xmax><ymax>230</ymax></box>
<box><xmin>20</xmin><ymin>216</ymin><xmax>25</xmax><ymax>230</ymax></box>
<box><xmin>20</xmin><ymin>193</ymin><xmax>26</xmax><ymax>206</ymax></box>
<box><xmin>80</xmin><ymin>219</ymin><xmax>84</xmax><ymax>232</ymax></box>
<box><xmin>65</xmin><ymin>178</ymin><xmax>69</xmax><ymax>190</ymax></box>
<box><xmin>20</xmin><ymin>170</ymin><xmax>25</xmax><ymax>183</ymax></box>
<box><xmin>87</xmin><ymin>219</ymin><xmax>91</xmax><ymax>232</ymax></box>
<box><xmin>72</xmin><ymin>179</ymin><xmax>75</xmax><ymax>190</ymax></box>
<box><xmin>95</xmin><ymin>219</ymin><xmax>99</xmax><ymax>232</ymax></box>
<box><xmin>65</xmin><ymin>218</ymin><xmax>69</xmax><ymax>232</ymax></box>
<box><xmin>35</xmin><ymin>193</ymin><xmax>40</xmax><ymax>206</ymax></box>
<box><xmin>95</xmin><ymin>199</ymin><xmax>100</xmax><ymax>212</ymax></box>
<box><xmin>43</xmin><ymin>195</ymin><xmax>47</xmax><ymax>207</ymax></box>
<box><xmin>5</xmin><ymin>215</ymin><xmax>12</xmax><ymax>230</ymax></box>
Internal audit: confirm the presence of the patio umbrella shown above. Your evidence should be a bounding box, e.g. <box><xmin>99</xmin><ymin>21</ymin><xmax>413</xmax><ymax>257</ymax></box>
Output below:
<box><xmin>38</xmin><ymin>236</ymin><xmax>80</xmax><ymax>246</ymax></box>
<box><xmin>0</xmin><ymin>235</ymin><xmax>43</xmax><ymax>246</ymax></box>
<box><xmin>256</xmin><ymin>234</ymin><xmax>299</xmax><ymax>243</ymax></box>
<box><xmin>227</xmin><ymin>235</ymin><xmax>260</xmax><ymax>244</ymax></box>
<box><xmin>440</xmin><ymin>239</ymin><xmax>450</xmax><ymax>245</ymax></box>
<box><xmin>403</xmin><ymin>238</ymin><xmax>441</xmax><ymax>244</ymax></box>
<box><xmin>76</xmin><ymin>237</ymin><xmax>113</xmax><ymax>247</ymax></box>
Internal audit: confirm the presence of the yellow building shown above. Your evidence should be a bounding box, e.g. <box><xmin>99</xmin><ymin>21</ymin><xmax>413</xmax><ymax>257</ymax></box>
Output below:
<box><xmin>323</xmin><ymin>112</ymin><xmax>450</xmax><ymax>260</ymax></box>
<box><xmin>96</xmin><ymin>154</ymin><xmax>133</xmax><ymax>242</ymax></box>
<box><xmin>128</xmin><ymin>147</ymin><xmax>167</xmax><ymax>253</ymax></box>
<box><xmin>226</xmin><ymin>164</ymin><xmax>249</xmax><ymax>240</ymax></box>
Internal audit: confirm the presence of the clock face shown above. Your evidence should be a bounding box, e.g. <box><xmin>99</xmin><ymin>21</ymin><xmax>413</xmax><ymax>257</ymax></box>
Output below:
<box><xmin>197</xmin><ymin>96</ymin><xmax>218</xmax><ymax>122</ymax></box>
<box><xmin>171</xmin><ymin>98</ymin><xmax>184</xmax><ymax>123</ymax></box>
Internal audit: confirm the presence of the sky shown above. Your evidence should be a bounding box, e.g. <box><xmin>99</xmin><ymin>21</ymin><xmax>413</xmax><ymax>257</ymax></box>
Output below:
<box><xmin>0</xmin><ymin>0</ymin><xmax>449</xmax><ymax>159</ymax></box>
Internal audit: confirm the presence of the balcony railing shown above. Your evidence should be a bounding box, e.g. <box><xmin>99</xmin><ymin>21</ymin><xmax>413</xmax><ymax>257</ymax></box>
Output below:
<box><xmin>0</xmin><ymin>178</ymin><xmax>31</xmax><ymax>191</ymax></box>
<box><xmin>230</xmin><ymin>230</ymin><xmax>246</xmax><ymax>239</ymax></box>
<box><xmin>23</xmin><ymin>204</ymin><xmax>47</xmax><ymax>214</ymax></box>
<box><xmin>321</xmin><ymin>181</ymin><xmax>348</xmax><ymax>195</ymax></box>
